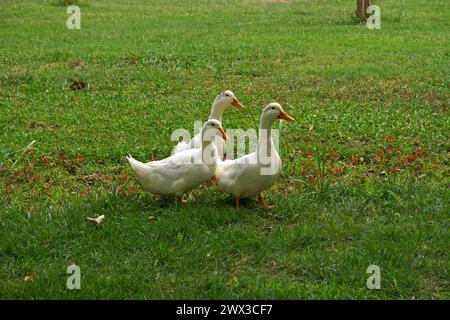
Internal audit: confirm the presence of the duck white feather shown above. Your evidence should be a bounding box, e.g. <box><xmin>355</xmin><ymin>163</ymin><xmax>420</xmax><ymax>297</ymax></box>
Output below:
<box><xmin>215</xmin><ymin>103</ymin><xmax>294</xmax><ymax>208</ymax></box>
<box><xmin>172</xmin><ymin>90</ymin><xmax>244</xmax><ymax>158</ymax></box>
<box><xmin>128</xmin><ymin>120</ymin><xmax>227</xmax><ymax>200</ymax></box>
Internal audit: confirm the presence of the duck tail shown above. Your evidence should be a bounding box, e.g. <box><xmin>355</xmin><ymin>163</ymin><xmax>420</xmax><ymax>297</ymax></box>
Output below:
<box><xmin>125</xmin><ymin>154</ymin><xmax>136</xmax><ymax>167</ymax></box>
<box><xmin>126</xmin><ymin>155</ymin><xmax>148</xmax><ymax>177</ymax></box>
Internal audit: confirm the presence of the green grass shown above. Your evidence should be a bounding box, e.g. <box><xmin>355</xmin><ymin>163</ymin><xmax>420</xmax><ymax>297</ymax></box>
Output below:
<box><xmin>0</xmin><ymin>0</ymin><xmax>448</xmax><ymax>299</ymax></box>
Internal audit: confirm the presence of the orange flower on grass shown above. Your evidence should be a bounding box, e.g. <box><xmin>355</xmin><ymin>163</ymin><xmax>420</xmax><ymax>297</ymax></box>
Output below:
<box><xmin>75</xmin><ymin>153</ymin><xmax>84</xmax><ymax>162</ymax></box>
<box><xmin>330</xmin><ymin>151</ymin><xmax>339</xmax><ymax>158</ymax></box>
<box><xmin>80</xmin><ymin>188</ymin><xmax>92</xmax><ymax>196</ymax></box>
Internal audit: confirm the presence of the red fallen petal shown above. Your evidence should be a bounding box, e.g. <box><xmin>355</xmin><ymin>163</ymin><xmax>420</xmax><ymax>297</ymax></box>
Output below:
<box><xmin>307</xmin><ymin>152</ymin><xmax>314</xmax><ymax>157</ymax></box>
<box><xmin>80</xmin><ymin>188</ymin><xmax>92</xmax><ymax>196</ymax></box>
<box><xmin>126</xmin><ymin>186</ymin><xmax>137</xmax><ymax>192</ymax></box>
<box><xmin>413</xmin><ymin>153</ymin><xmax>419</xmax><ymax>159</ymax></box>
<box><xmin>117</xmin><ymin>187</ymin><xmax>123</xmax><ymax>193</ymax></box>
<box><xmin>104</xmin><ymin>176</ymin><xmax>112</xmax><ymax>181</ymax></box>
<box><xmin>300</xmin><ymin>169</ymin><xmax>308</xmax><ymax>175</ymax></box>
<box><xmin>387</xmin><ymin>135</ymin><xmax>394</xmax><ymax>141</ymax></box>
<box><xmin>41</xmin><ymin>156</ymin><xmax>49</xmax><ymax>165</ymax></box>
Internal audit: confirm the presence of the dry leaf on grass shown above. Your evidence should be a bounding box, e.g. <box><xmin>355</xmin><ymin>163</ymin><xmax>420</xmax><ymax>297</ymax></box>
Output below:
<box><xmin>83</xmin><ymin>173</ymin><xmax>100</xmax><ymax>181</ymax></box>
<box><xmin>87</xmin><ymin>215</ymin><xmax>105</xmax><ymax>226</ymax></box>
<box><xmin>24</xmin><ymin>275</ymin><xmax>33</xmax><ymax>281</ymax></box>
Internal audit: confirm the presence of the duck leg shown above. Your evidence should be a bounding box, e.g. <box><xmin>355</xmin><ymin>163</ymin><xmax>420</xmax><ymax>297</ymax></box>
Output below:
<box><xmin>175</xmin><ymin>196</ymin><xmax>187</xmax><ymax>204</ymax></box>
<box><xmin>234</xmin><ymin>196</ymin><xmax>240</xmax><ymax>209</ymax></box>
<box><xmin>258</xmin><ymin>193</ymin><xmax>274</xmax><ymax>209</ymax></box>
<box><xmin>210</xmin><ymin>175</ymin><xmax>219</xmax><ymax>187</ymax></box>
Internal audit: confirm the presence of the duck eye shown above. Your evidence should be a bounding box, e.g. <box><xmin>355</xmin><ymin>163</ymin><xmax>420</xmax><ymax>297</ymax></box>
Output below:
<box><xmin>225</xmin><ymin>94</ymin><xmax>229</xmax><ymax>97</ymax></box>
<box><xmin>271</xmin><ymin>107</ymin><xmax>275</xmax><ymax>110</ymax></box>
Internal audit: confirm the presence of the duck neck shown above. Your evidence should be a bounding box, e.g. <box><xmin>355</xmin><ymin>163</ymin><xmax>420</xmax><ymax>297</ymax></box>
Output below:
<box><xmin>257</xmin><ymin>115</ymin><xmax>276</xmax><ymax>160</ymax></box>
<box><xmin>208</xmin><ymin>99</ymin><xmax>227</xmax><ymax>123</ymax></box>
<box><xmin>201</xmin><ymin>134</ymin><xmax>218</xmax><ymax>164</ymax></box>
<box><xmin>201</xmin><ymin>136</ymin><xmax>212</xmax><ymax>151</ymax></box>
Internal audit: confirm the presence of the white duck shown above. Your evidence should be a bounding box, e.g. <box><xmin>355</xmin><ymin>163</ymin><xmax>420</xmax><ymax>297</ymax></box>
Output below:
<box><xmin>215</xmin><ymin>103</ymin><xmax>294</xmax><ymax>209</ymax></box>
<box><xmin>172</xmin><ymin>90</ymin><xmax>244</xmax><ymax>158</ymax></box>
<box><xmin>127</xmin><ymin>119</ymin><xmax>227</xmax><ymax>203</ymax></box>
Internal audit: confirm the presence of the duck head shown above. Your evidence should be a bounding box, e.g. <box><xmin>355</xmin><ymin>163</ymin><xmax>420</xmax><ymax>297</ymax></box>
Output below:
<box><xmin>261</xmin><ymin>103</ymin><xmax>295</xmax><ymax>124</ymax></box>
<box><xmin>215</xmin><ymin>90</ymin><xmax>245</xmax><ymax>109</ymax></box>
<box><xmin>202</xmin><ymin>119</ymin><xmax>228</xmax><ymax>142</ymax></box>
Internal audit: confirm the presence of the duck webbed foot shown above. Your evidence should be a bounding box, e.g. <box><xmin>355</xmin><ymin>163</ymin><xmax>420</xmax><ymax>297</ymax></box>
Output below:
<box><xmin>258</xmin><ymin>193</ymin><xmax>274</xmax><ymax>209</ymax></box>
<box><xmin>175</xmin><ymin>196</ymin><xmax>188</xmax><ymax>204</ymax></box>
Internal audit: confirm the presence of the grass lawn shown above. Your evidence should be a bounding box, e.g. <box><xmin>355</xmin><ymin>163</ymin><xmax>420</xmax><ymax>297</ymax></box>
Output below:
<box><xmin>0</xmin><ymin>0</ymin><xmax>448</xmax><ymax>299</ymax></box>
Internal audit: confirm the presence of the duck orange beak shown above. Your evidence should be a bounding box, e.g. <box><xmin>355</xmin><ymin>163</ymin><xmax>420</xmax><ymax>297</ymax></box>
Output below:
<box><xmin>231</xmin><ymin>97</ymin><xmax>245</xmax><ymax>109</ymax></box>
<box><xmin>219</xmin><ymin>127</ymin><xmax>228</xmax><ymax>140</ymax></box>
<box><xmin>278</xmin><ymin>110</ymin><xmax>295</xmax><ymax>122</ymax></box>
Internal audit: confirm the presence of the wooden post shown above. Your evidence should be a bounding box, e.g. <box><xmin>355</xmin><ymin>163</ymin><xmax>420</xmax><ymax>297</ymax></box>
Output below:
<box><xmin>356</xmin><ymin>0</ymin><xmax>372</xmax><ymax>18</ymax></box>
